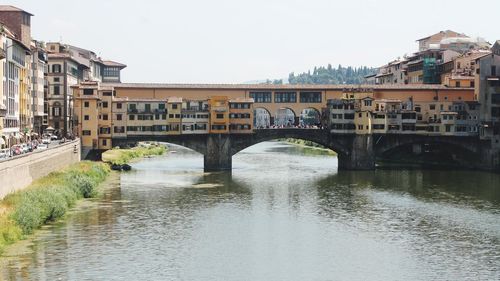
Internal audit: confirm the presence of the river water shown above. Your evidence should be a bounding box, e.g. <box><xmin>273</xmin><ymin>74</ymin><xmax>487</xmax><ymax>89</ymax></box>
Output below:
<box><xmin>1</xmin><ymin>141</ymin><xmax>500</xmax><ymax>281</ymax></box>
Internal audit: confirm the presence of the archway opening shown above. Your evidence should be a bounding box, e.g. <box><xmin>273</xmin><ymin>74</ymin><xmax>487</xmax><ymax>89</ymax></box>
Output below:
<box><xmin>254</xmin><ymin>107</ymin><xmax>272</xmax><ymax>129</ymax></box>
<box><xmin>299</xmin><ymin>108</ymin><xmax>321</xmax><ymax>128</ymax></box>
<box><xmin>274</xmin><ymin>108</ymin><xmax>296</xmax><ymax>128</ymax></box>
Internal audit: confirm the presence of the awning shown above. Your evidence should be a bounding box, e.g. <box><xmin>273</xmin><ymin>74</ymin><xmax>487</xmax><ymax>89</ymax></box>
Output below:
<box><xmin>45</xmin><ymin>126</ymin><xmax>55</xmax><ymax>131</ymax></box>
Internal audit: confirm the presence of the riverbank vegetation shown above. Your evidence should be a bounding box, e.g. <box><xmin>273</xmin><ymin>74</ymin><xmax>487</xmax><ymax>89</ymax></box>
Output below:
<box><xmin>280</xmin><ymin>138</ymin><xmax>337</xmax><ymax>155</ymax></box>
<box><xmin>102</xmin><ymin>144</ymin><xmax>166</xmax><ymax>165</ymax></box>
<box><xmin>0</xmin><ymin>162</ymin><xmax>110</xmax><ymax>253</ymax></box>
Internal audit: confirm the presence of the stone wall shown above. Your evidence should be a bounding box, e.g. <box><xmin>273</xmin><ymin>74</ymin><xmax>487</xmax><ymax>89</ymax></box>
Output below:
<box><xmin>0</xmin><ymin>140</ymin><xmax>81</xmax><ymax>199</ymax></box>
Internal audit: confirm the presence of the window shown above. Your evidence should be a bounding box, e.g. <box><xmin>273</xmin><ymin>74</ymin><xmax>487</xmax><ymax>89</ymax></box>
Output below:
<box><xmin>83</xmin><ymin>89</ymin><xmax>94</xmax><ymax>95</ymax></box>
<box><xmin>159</xmin><ymin>103</ymin><xmax>165</xmax><ymax>110</ymax></box>
<box><xmin>129</xmin><ymin>104</ymin><xmax>137</xmax><ymax>110</ymax></box>
<box><xmin>172</xmin><ymin>104</ymin><xmax>178</xmax><ymax>109</ymax></box>
<box><xmin>102</xmin><ymin>139</ymin><xmax>107</xmax><ymax>146</ymax></box>
<box><xmin>216</xmin><ymin>113</ymin><xmax>224</xmax><ymax>119</ymax></box>
<box><xmin>129</xmin><ymin>115</ymin><xmax>135</xmax><ymax>120</ymax></box>
<box><xmin>471</xmin><ymin>81</ymin><xmax>475</xmax><ymax>87</ymax></box>
<box><xmin>102</xmin><ymin>102</ymin><xmax>108</xmax><ymax>108</ymax></box>
<box><xmin>373</xmin><ymin>124</ymin><xmax>385</xmax><ymax>130</ymax></box>
<box><xmin>99</xmin><ymin>127</ymin><xmax>111</xmax><ymax>134</ymax></box>
<box><xmin>274</xmin><ymin>92</ymin><xmax>296</xmax><ymax>103</ymax></box>
<box><xmin>117</xmin><ymin>114</ymin><xmax>122</xmax><ymax>120</ymax></box>
<box><xmin>82</xmin><ymin>130</ymin><xmax>91</xmax><ymax>136</ymax></box>
<box><xmin>145</xmin><ymin>104</ymin><xmax>151</xmax><ymax>112</ymax></box>
<box><xmin>116</xmin><ymin>103</ymin><xmax>122</xmax><ymax>109</ymax></box>
<box><xmin>429</xmin><ymin>104</ymin><xmax>435</xmax><ymax>110</ymax></box>
<box><xmin>249</xmin><ymin>91</ymin><xmax>272</xmax><ymax>103</ymax></box>
<box><xmin>455</xmin><ymin>81</ymin><xmax>461</xmax><ymax>88</ymax></box>
<box><xmin>84</xmin><ymin>115</ymin><xmax>89</xmax><ymax>121</ymax></box>
<box><xmin>300</xmin><ymin>92</ymin><xmax>321</xmax><ymax>103</ymax></box>
<box><xmin>491</xmin><ymin>65</ymin><xmax>497</xmax><ymax>76</ymax></box>
<box><xmin>363</xmin><ymin>99</ymin><xmax>372</xmax><ymax>106</ymax></box>
<box><xmin>53</xmin><ymin>86</ymin><xmax>60</xmax><ymax>95</ymax></box>
<box><xmin>103</xmin><ymin>92</ymin><xmax>112</xmax><ymax>96</ymax></box>
<box><xmin>492</xmin><ymin>94</ymin><xmax>500</xmax><ymax>104</ymax></box>
<box><xmin>211</xmin><ymin>125</ymin><xmax>227</xmax><ymax>130</ymax></box>
<box><xmin>84</xmin><ymin>101</ymin><xmax>89</xmax><ymax>108</ymax></box>
<box><xmin>52</xmin><ymin>64</ymin><xmax>61</xmax><ymax>73</ymax></box>
<box><xmin>102</xmin><ymin>114</ymin><xmax>108</xmax><ymax>120</ymax></box>
<box><xmin>53</xmin><ymin>106</ymin><xmax>60</xmax><ymax>117</ymax></box>
<box><xmin>415</xmin><ymin>106</ymin><xmax>421</xmax><ymax>112</ymax></box>
<box><xmin>54</xmin><ymin>77</ymin><xmax>60</xmax><ymax>82</ymax></box>
<box><xmin>492</xmin><ymin>107</ymin><xmax>500</xmax><ymax>117</ymax></box>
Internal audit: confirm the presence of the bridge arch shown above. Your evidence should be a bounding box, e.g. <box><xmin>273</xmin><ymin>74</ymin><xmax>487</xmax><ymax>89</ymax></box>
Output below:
<box><xmin>229</xmin><ymin>129</ymin><xmax>350</xmax><ymax>156</ymax></box>
<box><xmin>374</xmin><ymin>134</ymin><xmax>484</xmax><ymax>168</ymax></box>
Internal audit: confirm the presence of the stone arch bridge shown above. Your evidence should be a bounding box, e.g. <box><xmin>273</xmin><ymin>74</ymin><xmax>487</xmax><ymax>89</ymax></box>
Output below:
<box><xmin>105</xmin><ymin>129</ymin><xmax>496</xmax><ymax>172</ymax></box>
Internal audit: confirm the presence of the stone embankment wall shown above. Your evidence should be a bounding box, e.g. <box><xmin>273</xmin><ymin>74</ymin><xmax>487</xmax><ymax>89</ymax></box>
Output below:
<box><xmin>0</xmin><ymin>140</ymin><xmax>81</xmax><ymax>199</ymax></box>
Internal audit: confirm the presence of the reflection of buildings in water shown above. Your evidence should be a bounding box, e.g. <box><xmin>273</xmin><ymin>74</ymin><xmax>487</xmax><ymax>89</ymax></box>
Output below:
<box><xmin>275</xmin><ymin>108</ymin><xmax>295</xmax><ymax>126</ymax></box>
<box><xmin>254</xmin><ymin>108</ymin><xmax>271</xmax><ymax>128</ymax></box>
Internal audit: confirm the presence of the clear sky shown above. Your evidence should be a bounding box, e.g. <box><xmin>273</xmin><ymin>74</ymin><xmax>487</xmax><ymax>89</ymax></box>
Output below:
<box><xmin>8</xmin><ymin>0</ymin><xmax>500</xmax><ymax>83</ymax></box>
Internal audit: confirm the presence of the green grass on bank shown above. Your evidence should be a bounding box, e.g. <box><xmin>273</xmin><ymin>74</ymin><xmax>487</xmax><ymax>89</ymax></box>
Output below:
<box><xmin>280</xmin><ymin>138</ymin><xmax>337</xmax><ymax>155</ymax></box>
<box><xmin>102</xmin><ymin>144</ymin><xmax>166</xmax><ymax>165</ymax></box>
<box><xmin>0</xmin><ymin>161</ymin><xmax>110</xmax><ymax>254</ymax></box>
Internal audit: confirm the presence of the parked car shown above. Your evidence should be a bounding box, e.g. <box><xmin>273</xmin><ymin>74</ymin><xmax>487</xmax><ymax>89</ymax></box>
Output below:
<box><xmin>42</xmin><ymin>138</ymin><xmax>51</xmax><ymax>144</ymax></box>
<box><xmin>21</xmin><ymin>144</ymin><xmax>30</xmax><ymax>153</ymax></box>
<box><xmin>50</xmin><ymin>135</ymin><xmax>58</xmax><ymax>140</ymax></box>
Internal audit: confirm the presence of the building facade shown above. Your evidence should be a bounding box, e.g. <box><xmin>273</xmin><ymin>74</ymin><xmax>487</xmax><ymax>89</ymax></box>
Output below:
<box><xmin>45</xmin><ymin>42</ymin><xmax>126</xmax><ymax>137</ymax></box>
<box><xmin>476</xmin><ymin>41</ymin><xmax>500</xmax><ymax>148</ymax></box>
<box><xmin>73</xmin><ymin>82</ymin><xmax>475</xmax><ymax>152</ymax></box>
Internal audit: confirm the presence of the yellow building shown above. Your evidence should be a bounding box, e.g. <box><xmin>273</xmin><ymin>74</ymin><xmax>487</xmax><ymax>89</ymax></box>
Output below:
<box><xmin>19</xmin><ymin>62</ymin><xmax>32</xmax><ymax>139</ymax></box>
<box><xmin>167</xmin><ymin>97</ymin><xmax>182</xmax><ymax>135</ymax></box>
<box><xmin>209</xmin><ymin>96</ymin><xmax>229</xmax><ymax>134</ymax></box>
<box><xmin>229</xmin><ymin>98</ymin><xmax>254</xmax><ymax>133</ymax></box>
<box><xmin>74</xmin><ymin>83</ymin><xmax>100</xmax><ymax>149</ymax></box>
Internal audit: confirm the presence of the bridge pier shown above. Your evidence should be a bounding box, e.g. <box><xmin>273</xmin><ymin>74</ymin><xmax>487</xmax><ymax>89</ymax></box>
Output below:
<box><xmin>204</xmin><ymin>134</ymin><xmax>232</xmax><ymax>171</ymax></box>
<box><xmin>338</xmin><ymin>135</ymin><xmax>375</xmax><ymax>170</ymax></box>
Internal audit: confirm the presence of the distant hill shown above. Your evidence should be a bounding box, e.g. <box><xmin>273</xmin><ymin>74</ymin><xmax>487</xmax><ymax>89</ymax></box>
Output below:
<box><xmin>287</xmin><ymin>64</ymin><xmax>376</xmax><ymax>85</ymax></box>
<box><xmin>245</xmin><ymin>64</ymin><xmax>377</xmax><ymax>85</ymax></box>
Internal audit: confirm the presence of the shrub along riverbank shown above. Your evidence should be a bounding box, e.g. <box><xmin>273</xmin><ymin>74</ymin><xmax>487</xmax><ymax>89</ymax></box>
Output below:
<box><xmin>102</xmin><ymin>144</ymin><xmax>166</xmax><ymax>165</ymax></box>
<box><xmin>280</xmin><ymin>138</ymin><xmax>337</xmax><ymax>155</ymax></box>
<box><xmin>0</xmin><ymin>161</ymin><xmax>110</xmax><ymax>254</ymax></box>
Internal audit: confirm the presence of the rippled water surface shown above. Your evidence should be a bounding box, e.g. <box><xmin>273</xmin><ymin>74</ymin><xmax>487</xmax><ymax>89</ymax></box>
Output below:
<box><xmin>1</xmin><ymin>141</ymin><xmax>499</xmax><ymax>281</ymax></box>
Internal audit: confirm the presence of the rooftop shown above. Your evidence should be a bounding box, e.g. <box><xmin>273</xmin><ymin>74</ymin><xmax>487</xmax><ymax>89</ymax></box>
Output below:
<box><xmin>101</xmin><ymin>60</ymin><xmax>127</xmax><ymax>68</ymax></box>
<box><xmin>102</xmin><ymin>83</ymin><xmax>473</xmax><ymax>91</ymax></box>
<box><xmin>0</xmin><ymin>5</ymin><xmax>33</xmax><ymax>16</ymax></box>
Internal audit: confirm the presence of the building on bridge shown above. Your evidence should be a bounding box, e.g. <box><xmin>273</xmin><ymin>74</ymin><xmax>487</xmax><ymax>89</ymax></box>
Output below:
<box><xmin>73</xmin><ymin>82</ymin><xmax>475</xmax><ymax>151</ymax></box>
<box><xmin>326</xmin><ymin>97</ymin><xmax>480</xmax><ymax>137</ymax></box>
